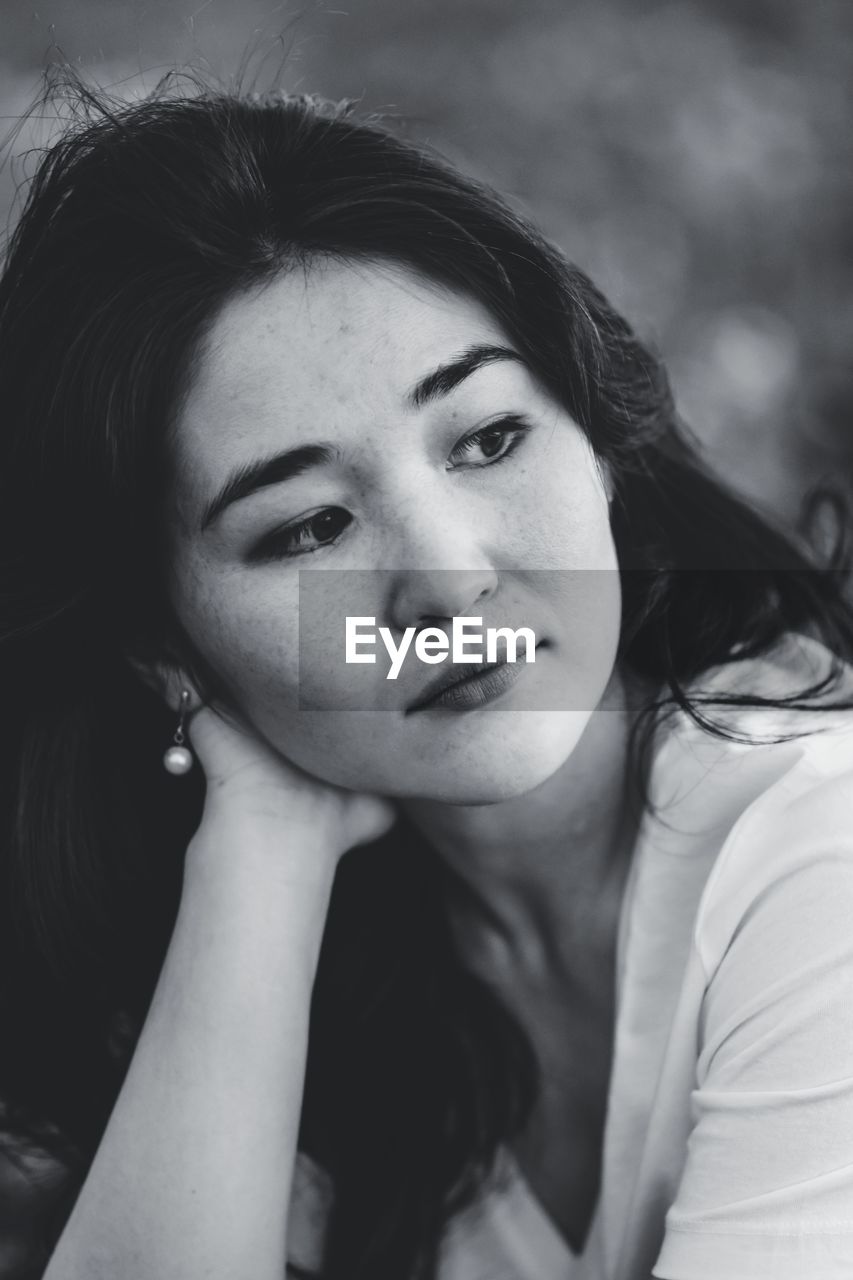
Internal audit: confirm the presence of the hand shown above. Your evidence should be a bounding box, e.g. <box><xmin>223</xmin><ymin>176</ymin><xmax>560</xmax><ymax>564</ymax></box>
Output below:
<box><xmin>183</xmin><ymin>694</ymin><xmax>398</xmax><ymax>873</ymax></box>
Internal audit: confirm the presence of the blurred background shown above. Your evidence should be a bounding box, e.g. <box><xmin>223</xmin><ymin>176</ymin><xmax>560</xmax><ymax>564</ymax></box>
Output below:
<box><xmin>1</xmin><ymin>0</ymin><xmax>851</xmax><ymax>528</ymax></box>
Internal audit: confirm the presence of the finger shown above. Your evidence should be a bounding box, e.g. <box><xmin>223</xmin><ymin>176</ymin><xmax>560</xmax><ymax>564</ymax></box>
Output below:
<box><xmin>182</xmin><ymin>703</ymin><xmax>253</xmax><ymax>781</ymax></box>
<box><xmin>346</xmin><ymin>794</ymin><xmax>399</xmax><ymax>848</ymax></box>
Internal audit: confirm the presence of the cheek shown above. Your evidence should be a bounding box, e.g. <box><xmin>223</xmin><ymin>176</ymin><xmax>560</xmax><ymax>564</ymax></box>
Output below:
<box><xmin>522</xmin><ymin>435</ymin><xmax>620</xmax><ymax>710</ymax></box>
<box><xmin>529</xmin><ymin>567</ymin><xmax>620</xmax><ymax>715</ymax></box>
<box><xmin>511</xmin><ymin>426</ymin><xmax>615</xmax><ymax>570</ymax></box>
<box><xmin>181</xmin><ymin>585</ymin><xmax>367</xmax><ymax>784</ymax></box>
<box><xmin>174</xmin><ymin>566</ymin><xmax>303</xmax><ymax>713</ymax></box>
<box><xmin>173</xmin><ymin>565</ymin><xmax>382</xmax><ymax>766</ymax></box>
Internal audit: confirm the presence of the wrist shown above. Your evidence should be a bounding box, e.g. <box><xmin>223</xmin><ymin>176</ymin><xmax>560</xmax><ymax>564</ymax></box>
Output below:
<box><xmin>184</xmin><ymin>808</ymin><xmax>342</xmax><ymax>897</ymax></box>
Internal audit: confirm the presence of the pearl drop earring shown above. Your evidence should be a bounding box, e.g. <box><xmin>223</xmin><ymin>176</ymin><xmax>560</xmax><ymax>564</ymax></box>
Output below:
<box><xmin>163</xmin><ymin>689</ymin><xmax>194</xmax><ymax>775</ymax></box>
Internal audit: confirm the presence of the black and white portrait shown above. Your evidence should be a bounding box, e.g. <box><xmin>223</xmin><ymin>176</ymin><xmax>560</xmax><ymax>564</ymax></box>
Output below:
<box><xmin>1</xmin><ymin>4</ymin><xmax>852</xmax><ymax>1278</ymax></box>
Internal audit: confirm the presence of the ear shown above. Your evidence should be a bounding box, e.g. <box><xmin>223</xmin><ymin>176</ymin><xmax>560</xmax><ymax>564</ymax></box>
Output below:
<box><xmin>124</xmin><ymin>647</ymin><xmax>199</xmax><ymax>715</ymax></box>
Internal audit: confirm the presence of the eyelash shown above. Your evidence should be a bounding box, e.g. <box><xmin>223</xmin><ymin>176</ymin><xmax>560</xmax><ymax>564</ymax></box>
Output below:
<box><xmin>249</xmin><ymin>414</ymin><xmax>532</xmax><ymax>561</ymax></box>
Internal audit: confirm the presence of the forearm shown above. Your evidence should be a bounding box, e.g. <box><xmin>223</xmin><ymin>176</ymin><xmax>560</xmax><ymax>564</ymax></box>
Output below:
<box><xmin>43</xmin><ymin>823</ymin><xmax>338</xmax><ymax>1280</ymax></box>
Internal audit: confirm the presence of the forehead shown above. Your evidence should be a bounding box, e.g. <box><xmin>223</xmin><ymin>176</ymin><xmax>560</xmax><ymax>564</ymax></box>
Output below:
<box><xmin>175</xmin><ymin>258</ymin><xmax>511</xmax><ymax>470</ymax></box>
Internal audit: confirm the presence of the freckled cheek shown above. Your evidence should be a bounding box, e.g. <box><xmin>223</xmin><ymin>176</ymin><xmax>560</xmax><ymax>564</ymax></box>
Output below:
<box><xmin>192</xmin><ymin>578</ymin><xmax>378</xmax><ymax>723</ymax></box>
<box><xmin>507</xmin><ymin>451</ymin><xmax>614</xmax><ymax>569</ymax></box>
<box><xmin>177</xmin><ymin>575</ymin><xmax>302</xmax><ymax>712</ymax></box>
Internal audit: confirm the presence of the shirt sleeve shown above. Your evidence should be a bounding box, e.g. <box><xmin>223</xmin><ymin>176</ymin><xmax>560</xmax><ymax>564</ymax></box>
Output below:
<box><xmin>653</xmin><ymin>763</ymin><xmax>853</xmax><ymax>1280</ymax></box>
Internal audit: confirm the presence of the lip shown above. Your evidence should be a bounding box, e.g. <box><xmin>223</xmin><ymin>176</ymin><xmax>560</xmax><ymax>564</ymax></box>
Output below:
<box><xmin>406</xmin><ymin>641</ymin><xmax>543</xmax><ymax>714</ymax></box>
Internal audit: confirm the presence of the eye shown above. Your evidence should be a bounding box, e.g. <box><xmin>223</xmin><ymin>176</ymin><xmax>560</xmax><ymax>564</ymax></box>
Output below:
<box><xmin>249</xmin><ymin>507</ymin><xmax>352</xmax><ymax>561</ymax></box>
<box><xmin>247</xmin><ymin>415</ymin><xmax>533</xmax><ymax>563</ymax></box>
<box><xmin>449</xmin><ymin>414</ymin><xmax>532</xmax><ymax>469</ymax></box>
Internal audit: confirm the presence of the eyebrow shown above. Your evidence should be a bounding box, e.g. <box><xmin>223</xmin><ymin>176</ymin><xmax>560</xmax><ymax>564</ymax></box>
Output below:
<box><xmin>407</xmin><ymin>343</ymin><xmax>523</xmax><ymax>408</ymax></box>
<box><xmin>199</xmin><ymin>341</ymin><xmax>524</xmax><ymax>531</ymax></box>
<box><xmin>199</xmin><ymin>443</ymin><xmax>338</xmax><ymax>531</ymax></box>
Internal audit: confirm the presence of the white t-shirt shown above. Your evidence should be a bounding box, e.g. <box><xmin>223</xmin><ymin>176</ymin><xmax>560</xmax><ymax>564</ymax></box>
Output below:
<box><xmin>286</xmin><ymin>632</ymin><xmax>853</xmax><ymax>1279</ymax></box>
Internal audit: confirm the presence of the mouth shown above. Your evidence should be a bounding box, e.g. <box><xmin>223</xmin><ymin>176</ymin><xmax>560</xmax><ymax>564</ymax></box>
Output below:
<box><xmin>405</xmin><ymin>640</ymin><xmax>545</xmax><ymax>714</ymax></box>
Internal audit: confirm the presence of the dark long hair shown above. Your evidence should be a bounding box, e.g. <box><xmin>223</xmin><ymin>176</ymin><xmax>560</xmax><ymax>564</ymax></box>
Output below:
<box><xmin>2</xmin><ymin>71</ymin><xmax>853</xmax><ymax>1279</ymax></box>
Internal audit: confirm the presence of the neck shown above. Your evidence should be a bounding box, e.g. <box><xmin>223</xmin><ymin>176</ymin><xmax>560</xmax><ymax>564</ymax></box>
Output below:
<box><xmin>399</xmin><ymin>664</ymin><xmax>655</xmax><ymax>988</ymax></box>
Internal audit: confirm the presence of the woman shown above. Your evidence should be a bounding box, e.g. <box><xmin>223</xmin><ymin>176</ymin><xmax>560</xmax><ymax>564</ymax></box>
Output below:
<box><xmin>1</xmin><ymin>76</ymin><xmax>852</xmax><ymax>1280</ymax></box>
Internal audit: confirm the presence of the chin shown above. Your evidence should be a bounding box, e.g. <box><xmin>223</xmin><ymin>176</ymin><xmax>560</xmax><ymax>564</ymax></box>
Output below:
<box><xmin>398</xmin><ymin>710</ymin><xmax>593</xmax><ymax>804</ymax></box>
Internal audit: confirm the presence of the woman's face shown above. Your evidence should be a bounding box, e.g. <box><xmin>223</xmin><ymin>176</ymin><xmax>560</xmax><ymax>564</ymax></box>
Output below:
<box><xmin>166</xmin><ymin>258</ymin><xmax>622</xmax><ymax>802</ymax></box>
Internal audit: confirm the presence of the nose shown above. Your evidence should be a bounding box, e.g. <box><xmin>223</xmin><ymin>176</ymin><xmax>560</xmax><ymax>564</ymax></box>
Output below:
<box><xmin>384</xmin><ymin>499</ymin><xmax>499</xmax><ymax>634</ymax></box>
<box><xmin>389</xmin><ymin>567</ymin><xmax>498</xmax><ymax>634</ymax></box>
